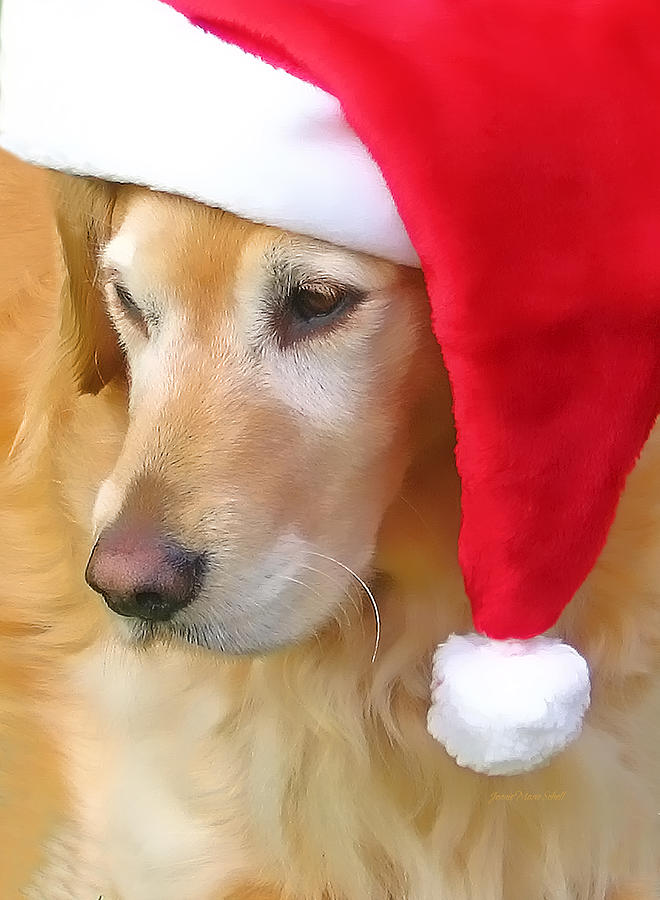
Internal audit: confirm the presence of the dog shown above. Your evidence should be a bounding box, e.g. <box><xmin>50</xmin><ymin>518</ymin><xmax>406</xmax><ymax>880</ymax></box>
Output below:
<box><xmin>1</xmin><ymin>147</ymin><xmax>659</xmax><ymax>899</ymax></box>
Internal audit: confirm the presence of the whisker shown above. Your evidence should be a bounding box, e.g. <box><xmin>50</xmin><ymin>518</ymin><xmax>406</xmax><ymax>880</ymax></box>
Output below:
<box><xmin>306</xmin><ymin>551</ymin><xmax>381</xmax><ymax>664</ymax></box>
<box><xmin>399</xmin><ymin>494</ymin><xmax>434</xmax><ymax>536</ymax></box>
<box><xmin>272</xmin><ymin>573</ymin><xmax>323</xmax><ymax>602</ymax></box>
<box><xmin>271</xmin><ymin>573</ymin><xmax>353</xmax><ymax>633</ymax></box>
<box><xmin>300</xmin><ymin>563</ymin><xmax>361</xmax><ymax>626</ymax></box>
<box><xmin>298</xmin><ymin>562</ymin><xmax>360</xmax><ymax>631</ymax></box>
<box><xmin>298</xmin><ymin>562</ymin><xmax>361</xmax><ymax>602</ymax></box>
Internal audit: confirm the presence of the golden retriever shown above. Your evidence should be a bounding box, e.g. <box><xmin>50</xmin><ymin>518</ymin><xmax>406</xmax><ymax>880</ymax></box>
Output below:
<box><xmin>0</xmin><ymin>148</ymin><xmax>659</xmax><ymax>900</ymax></box>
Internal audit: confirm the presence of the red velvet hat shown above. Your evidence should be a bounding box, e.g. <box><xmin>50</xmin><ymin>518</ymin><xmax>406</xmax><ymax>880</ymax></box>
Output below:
<box><xmin>3</xmin><ymin>0</ymin><xmax>660</xmax><ymax>774</ymax></box>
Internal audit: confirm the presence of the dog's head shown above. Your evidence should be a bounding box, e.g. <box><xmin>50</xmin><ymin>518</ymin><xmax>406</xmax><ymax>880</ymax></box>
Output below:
<box><xmin>54</xmin><ymin>176</ymin><xmax>449</xmax><ymax>654</ymax></box>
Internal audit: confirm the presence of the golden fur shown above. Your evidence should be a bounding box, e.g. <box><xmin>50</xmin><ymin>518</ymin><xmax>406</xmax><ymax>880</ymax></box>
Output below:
<box><xmin>0</xmin><ymin>148</ymin><xmax>658</xmax><ymax>899</ymax></box>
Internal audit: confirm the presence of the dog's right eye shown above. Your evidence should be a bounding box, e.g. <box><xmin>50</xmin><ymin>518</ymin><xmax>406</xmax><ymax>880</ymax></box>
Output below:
<box><xmin>106</xmin><ymin>279</ymin><xmax>159</xmax><ymax>336</ymax></box>
<box><xmin>114</xmin><ymin>282</ymin><xmax>140</xmax><ymax>316</ymax></box>
<box><xmin>110</xmin><ymin>281</ymin><xmax>153</xmax><ymax>334</ymax></box>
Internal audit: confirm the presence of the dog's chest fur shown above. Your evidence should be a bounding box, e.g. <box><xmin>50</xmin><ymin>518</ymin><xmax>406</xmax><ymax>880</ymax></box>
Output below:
<box><xmin>44</xmin><ymin>616</ymin><xmax>660</xmax><ymax>900</ymax></box>
<box><xmin>64</xmin><ymin>643</ymin><xmax>255</xmax><ymax>900</ymax></box>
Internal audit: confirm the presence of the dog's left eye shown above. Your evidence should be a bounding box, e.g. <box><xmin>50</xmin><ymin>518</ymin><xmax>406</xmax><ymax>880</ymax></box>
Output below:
<box><xmin>290</xmin><ymin>285</ymin><xmax>348</xmax><ymax>321</ymax></box>
<box><xmin>272</xmin><ymin>281</ymin><xmax>365</xmax><ymax>347</ymax></box>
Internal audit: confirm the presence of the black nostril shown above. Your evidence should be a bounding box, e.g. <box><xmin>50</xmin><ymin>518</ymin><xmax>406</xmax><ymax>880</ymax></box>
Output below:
<box><xmin>134</xmin><ymin>591</ymin><xmax>168</xmax><ymax>613</ymax></box>
<box><xmin>104</xmin><ymin>588</ymin><xmax>190</xmax><ymax>622</ymax></box>
<box><xmin>85</xmin><ymin>523</ymin><xmax>206</xmax><ymax>623</ymax></box>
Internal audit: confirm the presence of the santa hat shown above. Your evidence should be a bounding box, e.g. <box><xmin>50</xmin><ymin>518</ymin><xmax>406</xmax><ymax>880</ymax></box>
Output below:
<box><xmin>2</xmin><ymin>0</ymin><xmax>660</xmax><ymax>776</ymax></box>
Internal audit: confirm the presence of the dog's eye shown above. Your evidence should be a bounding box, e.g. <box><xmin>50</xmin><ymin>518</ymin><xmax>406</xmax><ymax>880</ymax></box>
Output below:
<box><xmin>268</xmin><ymin>268</ymin><xmax>366</xmax><ymax>347</ymax></box>
<box><xmin>290</xmin><ymin>285</ymin><xmax>349</xmax><ymax>321</ymax></box>
<box><xmin>111</xmin><ymin>281</ymin><xmax>154</xmax><ymax>334</ymax></box>
<box><xmin>289</xmin><ymin>284</ymin><xmax>365</xmax><ymax>328</ymax></box>
<box><xmin>273</xmin><ymin>283</ymin><xmax>365</xmax><ymax>347</ymax></box>
<box><xmin>114</xmin><ymin>282</ymin><xmax>141</xmax><ymax>317</ymax></box>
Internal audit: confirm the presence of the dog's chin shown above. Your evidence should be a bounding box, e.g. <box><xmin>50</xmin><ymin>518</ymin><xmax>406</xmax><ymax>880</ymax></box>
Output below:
<box><xmin>110</xmin><ymin>613</ymin><xmax>303</xmax><ymax>657</ymax></box>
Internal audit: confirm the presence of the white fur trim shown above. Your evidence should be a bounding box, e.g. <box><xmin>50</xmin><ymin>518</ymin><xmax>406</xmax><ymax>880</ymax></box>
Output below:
<box><xmin>427</xmin><ymin>634</ymin><xmax>591</xmax><ymax>776</ymax></box>
<box><xmin>0</xmin><ymin>0</ymin><xmax>418</xmax><ymax>266</ymax></box>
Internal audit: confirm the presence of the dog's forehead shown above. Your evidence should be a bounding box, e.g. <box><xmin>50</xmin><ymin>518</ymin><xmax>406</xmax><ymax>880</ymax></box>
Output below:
<box><xmin>102</xmin><ymin>188</ymin><xmax>402</xmax><ymax>325</ymax></box>
<box><xmin>103</xmin><ymin>189</ymin><xmax>279</xmax><ymax>315</ymax></box>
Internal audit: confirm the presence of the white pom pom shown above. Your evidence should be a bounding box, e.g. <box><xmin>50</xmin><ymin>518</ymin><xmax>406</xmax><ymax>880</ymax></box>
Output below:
<box><xmin>427</xmin><ymin>634</ymin><xmax>590</xmax><ymax>775</ymax></box>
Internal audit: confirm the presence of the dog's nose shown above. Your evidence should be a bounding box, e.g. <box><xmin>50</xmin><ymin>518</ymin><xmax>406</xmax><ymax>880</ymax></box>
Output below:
<box><xmin>85</xmin><ymin>523</ymin><xmax>204</xmax><ymax>622</ymax></box>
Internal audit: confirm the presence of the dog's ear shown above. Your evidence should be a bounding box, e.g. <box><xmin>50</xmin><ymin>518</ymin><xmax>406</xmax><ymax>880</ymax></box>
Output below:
<box><xmin>51</xmin><ymin>173</ymin><xmax>123</xmax><ymax>394</ymax></box>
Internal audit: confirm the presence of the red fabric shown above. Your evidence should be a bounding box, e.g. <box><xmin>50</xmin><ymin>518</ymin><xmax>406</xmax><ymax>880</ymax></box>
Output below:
<box><xmin>164</xmin><ymin>0</ymin><xmax>660</xmax><ymax>639</ymax></box>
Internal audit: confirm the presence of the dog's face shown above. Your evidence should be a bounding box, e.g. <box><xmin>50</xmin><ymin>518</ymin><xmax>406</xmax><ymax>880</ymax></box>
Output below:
<box><xmin>58</xmin><ymin>182</ymin><xmax>444</xmax><ymax>654</ymax></box>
